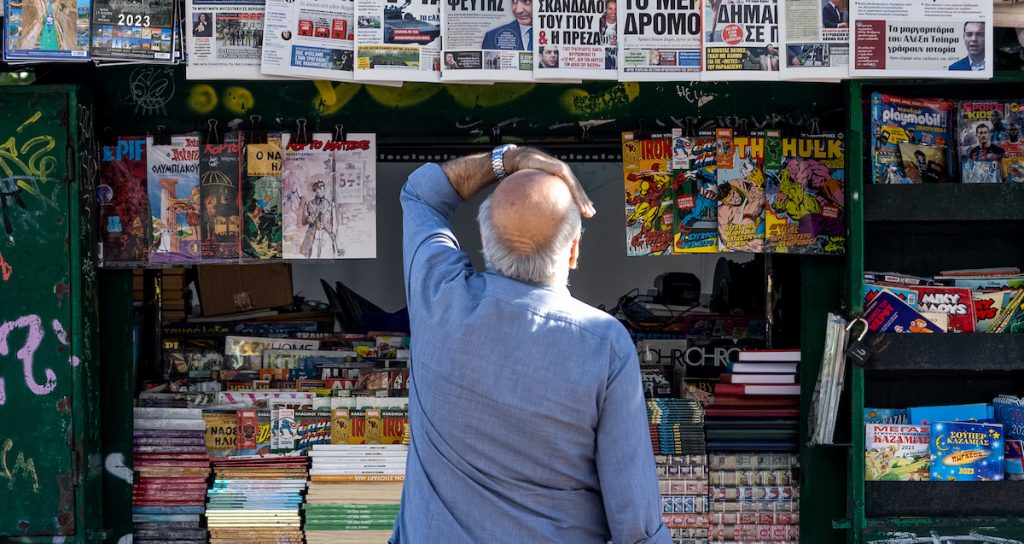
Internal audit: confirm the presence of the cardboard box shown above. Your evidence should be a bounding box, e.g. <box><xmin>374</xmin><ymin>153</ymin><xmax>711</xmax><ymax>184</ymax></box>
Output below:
<box><xmin>197</xmin><ymin>264</ymin><xmax>293</xmax><ymax>316</ymax></box>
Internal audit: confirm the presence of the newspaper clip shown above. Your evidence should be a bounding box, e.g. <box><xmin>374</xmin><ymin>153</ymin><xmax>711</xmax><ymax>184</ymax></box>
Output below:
<box><xmin>152</xmin><ymin>125</ymin><xmax>172</xmax><ymax>146</ymax></box>
<box><xmin>249</xmin><ymin>116</ymin><xmax>267</xmax><ymax>145</ymax></box>
<box><xmin>205</xmin><ymin>119</ymin><xmax>222</xmax><ymax>145</ymax></box>
<box><xmin>490</xmin><ymin>126</ymin><xmax>502</xmax><ymax>146</ymax></box>
<box><xmin>292</xmin><ymin>118</ymin><xmax>310</xmax><ymax>145</ymax></box>
<box><xmin>332</xmin><ymin>124</ymin><xmax>347</xmax><ymax>143</ymax></box>
<box><xmin>579</xmin><ymin>124</ymin><xmax>592</xmax><ymax>143</ymax></box>
<box><xmin>635</xmin><ymin>119</ymin><xmax>650</xmax><ymax>141</ymax></box>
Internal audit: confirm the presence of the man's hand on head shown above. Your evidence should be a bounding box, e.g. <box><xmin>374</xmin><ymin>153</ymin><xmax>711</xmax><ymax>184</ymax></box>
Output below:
<box><xmin>504</xmin><ymin>147</ymin><xmax>597</xmax><ymax>218</ymax></box>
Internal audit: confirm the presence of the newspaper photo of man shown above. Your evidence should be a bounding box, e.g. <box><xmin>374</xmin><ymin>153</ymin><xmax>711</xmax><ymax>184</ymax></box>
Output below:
<box><xmin>821</xmin><ymin>0</ymin><xmax>847</xmax><ymax>29</ymax></box>
<box><xmin>949</xmin><ymin>21</ymin><xmax>985</xmax><ymax>71</ymax></box>
<box><xmin>481</xmin><ymin>0</ymin><xmax>533</xmax><ymax>50</ymax></box>
<box><xmin>538</xmin><ymin>45</ymin><xmax>558</xmax><ymax>68</ymax></box>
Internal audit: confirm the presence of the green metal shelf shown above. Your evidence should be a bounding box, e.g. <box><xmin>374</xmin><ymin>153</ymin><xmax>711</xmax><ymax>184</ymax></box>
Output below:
<box><xmin>866</xmin><ymin>481</ymin><xmax>1024</xmax><ymax>517</ymax></box>
<box><xmin>863</xmin><ymin>333</ymin><xmax>1024</xmax><ymax>372</ymax></box>
<box><xmin>864</xmin><ymin>184</ymin><xmax>1024</xmax><ymax>223</ymax></box>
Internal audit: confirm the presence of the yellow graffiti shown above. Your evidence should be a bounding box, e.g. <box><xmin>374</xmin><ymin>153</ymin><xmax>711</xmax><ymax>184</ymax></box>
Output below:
<box><xmin>446</xmin><ymin>83</ymin><xmax>536</xmax><ymax>109</ymax></box>
<box><xmin>223</xmin><ymin>86</ymin><xmax>255</xmax><ymax>115</ymax></box>
<box><xmin>1</xmin><ymin>438</ymin><xmax>41</xmax><ymax>494</ymax></box>
<box><xmin>560</xmin><ymin>82</ymin><xmax>641</xmax><ymax>117</ymax></box>
<box><xmin>312</xmin><ymin>81</ymin><xmax>362</xmax><ymax>115</ymax></box>
<box><xmin>187</xmin><ymin>84</ymin><xmax>218</xmax><ymax>114</ymax></box>
<box><xmin>0</xmin><ymin>112</ymin><xmax>57</xmax><ymax>201</ymax></box>
<box><xmin>366</xmin><ymin>83</ymin><xmax>442</xmax><ymax>108</ymax></box>
<box><xmin>16</xmin><ymin>111</ymin><xmax>42</xmax><ymax>133</ymax></box>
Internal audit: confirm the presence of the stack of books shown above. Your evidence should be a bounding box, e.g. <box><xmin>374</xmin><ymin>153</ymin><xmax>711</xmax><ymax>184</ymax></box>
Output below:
<box><xmin>705</xmin><ymin>350</ymin><xmax>800</xmax><ymax>452</ymax></box>
<box><xmin>304</xmin><ymin>444</ymin><xmax>408</xmax><ymax>544</ymax></box>
<box><xmin>131</xmin><ymin>406</ymin><xmax>209</xmax><ymax>544</ymax></box>
<box><xmin>647</xmin><ymin>398</ymin><xmax>706</xmax><ymax>455</ymax></box>
<box><xmin>656</xmin><ymin>454</ymin><xmax>710</xmax><ymax>543</ymax></box>
<box><xmin>707</xmin><ymin>453</ymin><xmax>801</xmax><ymax>544</ymax></box>
<box><xmin>206</xmin><ymin>455</ymin><xmax>308</xmax><ymax>543</ymax></box>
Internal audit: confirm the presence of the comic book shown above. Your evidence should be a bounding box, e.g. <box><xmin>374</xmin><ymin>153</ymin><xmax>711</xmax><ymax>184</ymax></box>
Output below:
<box><xmin>909</xmin><ymin>285</ymin><xmax>976</xmax><ymax>333</ymax></box>
<box><xmin>958</xmin><ymin>100</ymin><xmax>1007</xmax><ymax>183</ymax></box>
<box><xmin>863</xmin><ymin>283</ymin><xmax>918</xmax><ymax>309</ymax></box>
<box><xmin>974</xmin><ymin>290</ymin><xmax>1018</xmax><ymax>333</ymax></box>
<box><xmin>331</xmin><ymin>133</ymin><xmax>377</xmax><ymax>259</ymax></box>
<box><xmin>863</xmin><ymin>290</ymin><xmax>946</xmax><ymax>334</ymax></box>
<box><xmin>199</xmin><ymin>133</ymin><xmax>243</xmax><ymax>259</ymax></box>
<box><xmin>282</xmin><ymin>132</ymin><xmax>335</xmax><ymax>259</ymax></box>
<box><xmin>765</xmin><ymin>132</ymin><xmax>845</xmax><ymax>255</ymax></box>
<box><xmin>622</xmin><ymin>132</ymin><xmax>675</xmax><ymax>256</ymax></box>
<box><xmin>930</xmin><ymin>421</ymin><xmax>1004</xmax><ymax>481</ymax></box>
<box><xmin>898</xmin><ymin>142</ymin><xmax>947</xmax><ymax>183</ymax></box>
<box><xmin>243</xmin><ymin>135</ymin><xmax>283</xmax><ymax>259</ymax></box>
<box><xmin>717</xmin><ymin>132</ymin><xmax>766</xmax><ymax>253</ymax></box>
<box><xmin>99</xmin><ymin>137</ymin><xmax>149</xmax><ymax>263</ymax></box>
<box><xmin>870</xmin><ymin>93</ymin><xmax>954</xmax><ymax>184</ymax></box>
<box><xmin>865</xmin><ymin>424</ymin><xmax>930</xmax><ymax>481</ymax></box>
<box><xmin>672</xmin><ymin>130</ymin><xmax>718</xmax><ymax>254</ymax></box>
<box><xmin>993</xmin><ymin>395</ymin><xmax>1024</xmax><ymax>479</ymax></box>
<box><xmin>148</xmin><ymin>134</ymin><xmax>202</xmax><ymax>263</ymax></box>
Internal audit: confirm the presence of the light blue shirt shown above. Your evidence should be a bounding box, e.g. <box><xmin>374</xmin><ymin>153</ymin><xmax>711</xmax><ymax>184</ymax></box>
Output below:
<box><xmin>392</xmin><ymin>163</ymin><xmax>669</xmax><ymax>544</ymax></box>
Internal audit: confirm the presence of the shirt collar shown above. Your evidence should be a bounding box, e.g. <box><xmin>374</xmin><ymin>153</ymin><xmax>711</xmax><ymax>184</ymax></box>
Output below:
<box><xmin>971</xmin><ymin>59</ymin><xmax>985</xmax><ymax>70</ymax></box>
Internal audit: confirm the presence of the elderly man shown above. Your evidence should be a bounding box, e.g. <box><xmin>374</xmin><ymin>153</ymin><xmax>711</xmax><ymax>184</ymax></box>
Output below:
<box><xmin>391</xmin><ymin>146</ymin><xmax>669</xmax><ymax>544</ymax></box>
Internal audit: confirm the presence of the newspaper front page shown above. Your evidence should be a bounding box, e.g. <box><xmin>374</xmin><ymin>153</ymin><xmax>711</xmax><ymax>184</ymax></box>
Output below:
<box><xmin>850</xmin><ymin>0</ymin><xmax>992</xmax><ymax>79</ymax></box>
<box><xmin>618</xmin><ymin>0</ymin><xmax>702</xmax><ymax>81</ymax></box>
<box><xmin>778</xmin><ymin>0</ymin><xmax>846</xmax><ymax>80</ymax></box>
<box><xmin>261</xmin><ymin>0</ymin><xmax>355</xmax><ymax>80</ymax></box>
<box><xmin>533</xmin><ymin>0</ymin><xmax>618</xmax><ymax>81</ymax></box>
<box><xmin>702</xmin><ymin>0</ymin><xmax>780</xmax><ymax>81</ymax></box>
<box><xmin>441</xmin><ymin>0</ymin><xmax>534</xmax><ymax>81</ymax></box>
<box><xmin>186</xmin><ymin>0</ymin><xmax>278</xmax><ymax>78</ymax></box>
<box><xmin>353</xmin><ymin>0</ymin><xmax>441</xmax><ymax>82</ymax></box>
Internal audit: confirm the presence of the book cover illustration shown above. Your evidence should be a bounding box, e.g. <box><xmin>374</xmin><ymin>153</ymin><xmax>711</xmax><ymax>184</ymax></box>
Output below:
<box><xmin>974</xmin><ymin>290</ymin><xmax>1017</xmax><ymax>333</ymax></box>
<box><xmin>199</xmin><ymin>133</ymin><xmax>243</xmax><ymax>259</ymax></box>
<box><xmin>282</xmin><ymin>133</ymin><xmax>336</xmax><ymax>259</ymax></box>
<box><xmin>90</xmin><ymin>0</ymin><xmax>176</xmax><ymax>61</ymax></box>
<box><xmin>717</xmin><ymin>133</ymin><xmax>766</xmax><ymax>253</ymax></box>
<box><xmin>99</xmin><ymin>136</ymin><xmax>149</xmax><ymax>262</ymax></box>
<box><xmin>148</xmin><ymin>134</ymin><xmax>202</xmax><ymax>263</ymax></box>
<box><xmin>243</xmin><ymin>135</ymin><xmax>283</xmax><ymax>259</ymax></box>
<box><xmin>898</xmin><ymin>142</ymin><xmax>947</xmax><ymax>183</ymax></box>
<box><xmin>673</xmin><ymin>135</ymin><xmax>719</xmax><ymax>254</ymax></box>
<box><xmin>863</xmin><ymin>290</ymin><xmax>945</xmax><ymax>334</ymax></box>
<box><xmin>622</xmin><ymin>133</ymin><xmax>675</xmax><ymax>256</ymax></box>
<box><xmin>958</xmin><ymin>101</ymin><xmax>1007</xmax><ymax>183</ymax></box>
<box><xmin>1003</xmin><ymin>156</ymin><xmax>1024</xmax><ymax>183</ymax></box>
<box><xmin>3</xmin><ymin>0</ymin><xmax>91</xmax><ymax>60</ymax></box>
<box><xmin>909</xmin><ymin>285</ymin><xmax>977</xmax><ymax>333</ymax></box>
<box><xmin>865</xmin><ymin>424</ymin><xmax>930</xmax><ymax>481</ymax></box>
<box><xmin>993</xmin><ymin>395</ymin><xmax>1024</xmax><ymax>478</ymax></box>
<box><xmin>870</xmin><ymin>93</ymin><xmax>954</xmax><ymax>184</ymax></box>
<box><xmin>204</xmin><ymin>411</ymin><xmax>239</xmax><ymax>458</ymax></box>
<box><xmin>765</xmin><ymin>133</ymin><xmax>845</xmax><ymax>254</ymax></box>
<box><xmin>331</xmin><ymin>133</ymin><xmax>377</xmax><ymax>259</ymax></box>
<box><xmin>930</xmin><ymin>421</ymin><xmax>1004</xmax><ymax>481</ymax></box>
<box><xmin>863</xmin><ymin>283</ymin><xmax>918</xmax><ymax>309</ymax></box>
<box><xmin>864</xmin><ymin>409</ymin><xmax>908</xmax><ymax>424</ymax></box>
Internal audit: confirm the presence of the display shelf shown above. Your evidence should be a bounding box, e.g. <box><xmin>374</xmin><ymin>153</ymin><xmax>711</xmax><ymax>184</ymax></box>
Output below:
<box><xmin>864</xmin><ymin>184</ymin><xmax>1024</xmax><ymax>223</ymax></box>
<box><xmin>866</xmin><ymin>481</ymin><xmax>1024</xmax><ymax>518</ymax></box>
<box><xmin>862</xmin><ymin>333</ymin><xmax>1024</xmax><ymax>372</ymax></box>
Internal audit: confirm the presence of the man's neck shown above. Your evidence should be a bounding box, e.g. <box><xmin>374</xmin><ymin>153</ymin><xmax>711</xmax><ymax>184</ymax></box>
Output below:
<box><xmin>969</xmin><ymin>54</ymin><xmax>984</xmax><ymax>65</ymax></box>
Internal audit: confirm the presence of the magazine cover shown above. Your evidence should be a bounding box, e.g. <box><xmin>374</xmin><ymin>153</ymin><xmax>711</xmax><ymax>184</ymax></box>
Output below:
<box><xmin>993</xmin><ymin>395</ymin><xmax>1024</xmax><ymax>478</ymax></box>
<box><xmin>717</xmin><ymin>133</ymin><xmax>766</xmax><ymax>252</ymax></box>
<box><xmin>930</xmin><ymin>421</ymin><xmax>1004</xmax><ymax>481</ymax></box>
<box><xmin>865</xmin><ymin>424</ymin><xmax>930</xmax><ymax>481</ymax></box>
<box><xmin>870</xmin><ymin>93</ymin><xmax>954</xmax><ymax>184</ymax></box>
<box><xmin>148</xmin><ymin>133</ymin><xmax>202</xmax><ymax>263</ymax></box>
<box><xmin>243</xmin><ymin>135</ymin><xmax>283</xmax><ymax>259</ymax></box>
<box><xmin>622</xmin><ymin>132</ymin><xmax>674</xmax><ymax>256</ymax></box>
<box><xmin>908</xmin><ymin>285</ymin><xmax>976</xmax><ymax>333</ymax></box>
<box><xmin>1004</xmin><ymin>156</ymin><xmax>1024</xmax><ymax>183</ymax></box>
<box><xmin>224</xmin><ymin>335</ymin><xmax>321</xmax><ymax>369</ymax></box>
<box><xmin>778</xmin><ymin>0</ymin><xmax>848</xmax><ymax>81</ymax></box>
<box><xmin>863</xmin><ymin>282</ymin><xmax>918</xmax><ymax>309</ymax></box>
<box><xmin>864</xmin><ymin>290</ymin><xmax>946</xmax><ymax>334</ymax></box>
<box><xmin>533</xmin><ymin>0</ymin><xmax>618</xmax><ymax>80</ymax></box>
<box><xmin>617</xmin><ymin>0</ymin><xmax>701</xmax><ymax>81</ymax></box>
<box><xmin>353</xmin><ymin>0</ymin><xmax>441</xmax><ymax>82</ymax></box>
<box><xmin>200</xmin><ymin>133</ymin><xmax>243</xmax><ymax>259</ymax></box>
<box><xmin>99</xmin><ymin>137</ymin><xmax>149</xmax><ymax>263</ymax></box>
<box><xmin>331</xmin><ymin>133</ymin><xmax>377</xmax><ymax>258</ymax></box>
<box><xmin>261</xmin><ymin>0</ymin><xmax>355</xmax><ymax>80</ymax></box>
<box><xmin>3</xmin><ymin>0</ymin><xmax>91</xmax><ymax>60</ymax></box>
<box><xmin>440</xmin><ymin>0</ymin><xmax>533</xmax><ymax>81</ymax></box>
<box><xmin>765</xmin><ymin>132</ymin><xmax>845</xmax><ymax>254</ymax></box>
<box><xmin>673</xmin><ymin>132</ymin><xmax>719</xmax><ymax>253</ymax></box>
<box><xmin>956</xmin><ymin>100</ymin><xmax>1024</xmax><ymax>183</ymax></box>
<box><xmin>974</xmin><ymin>290</ymin><xmax>1016</xmax><ymax>333</ymax></box>
<box><xmin>186</xmin><ymin>0</ymin><xmax>277</xmax><ymax>79</ymax></box>
<box><xmin>897</xmin><ymin>142</ymin><xmax>947</xmax><ymax>183</ymax></box>
<box><xmin>91</xmin><ymin>0</ymin><xmax>176</xmax><ymax>61</ymax></box>
<box><xmin>703</xmin><ymin>0</ymin><xmax>779</xmax><ymax>81</ymax></box>
<box><xmin>282</xmin><ymin>132</ymin><xmax>335</xmax><ymax>258</ymax></box>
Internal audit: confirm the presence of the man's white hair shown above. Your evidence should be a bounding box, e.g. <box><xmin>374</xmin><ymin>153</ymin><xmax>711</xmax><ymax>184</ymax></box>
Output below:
<box><xmin>477</xmin><ymin>195</ymin><xmax>581</xmax><ymax>283</ymax></box>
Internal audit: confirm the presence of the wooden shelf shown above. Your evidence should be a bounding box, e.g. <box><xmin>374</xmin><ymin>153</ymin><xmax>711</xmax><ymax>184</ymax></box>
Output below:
<box><xmin>866</xmin><ymin>481</ymin><xmax>1024</xmax><ymax>517</ymax></box>
<box><xmin>864</xmin><ymin>333</ymin><xmax>1024</xmax><ymax>372</ymax></box>
<box><xmin>864</xmin><ymin>184</ymin><xmax>1024</xmax><ymax>223</ymax></box>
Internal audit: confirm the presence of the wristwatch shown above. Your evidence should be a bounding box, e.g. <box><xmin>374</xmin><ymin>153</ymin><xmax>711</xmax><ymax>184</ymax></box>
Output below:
<box><xmin>491</xmin><ymin>144</ymin><xmax>517</xmax><ymax>181</ymax></box>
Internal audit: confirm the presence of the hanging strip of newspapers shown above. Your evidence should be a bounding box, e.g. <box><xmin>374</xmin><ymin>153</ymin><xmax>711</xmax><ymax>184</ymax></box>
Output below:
<box><xmin>618</xmin><ymin>0</ymin><xmax>701</xmax><ymax>81</ymax></box>
<box><xmin>849</xmin><ymin>0</ymin><xmax>991</xmax><ymax>79</ymax></box>
<box><xmin>703</xmin><ymin>0</ymin><xmax>780</xmax><ymax>81</ymax></box>
<box><xmin>261</xmin><ymin>0</ymin><xmax>355</xmax><ymax>80</ymax></box>
<box><xmin>353</xmin><ymin>0</ymin><xmax>442</xmax><ymax>82</ymax></box>
<box><xmin>778</xmin><ymin>0</ymin><xmax>847</xmax><ymax>81</ymax></box>
<box><xmin>441</xmin><ymin>0</ymin><xmax>534</xmax><ymax>82</ymax></box>
<box><xmin>533</xmin><ymin>0</ymin><xmax>618</xmax><ymax>81</ymax></box>
<box><xmin>186</xmin><ymin>0</ymin><xmax>278</xmax><ymax>78</ymax></box>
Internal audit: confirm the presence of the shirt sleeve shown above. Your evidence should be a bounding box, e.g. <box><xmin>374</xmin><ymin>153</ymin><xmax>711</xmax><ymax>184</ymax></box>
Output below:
<box><xmin>595</xmin><ymin>343</ymin><xmax>671</xmax><ymax>544</ymax></box>
<box><xmin>401</xmin><ymin>163</ymin><xmax>475</xmax><ymax>308</ymax></box>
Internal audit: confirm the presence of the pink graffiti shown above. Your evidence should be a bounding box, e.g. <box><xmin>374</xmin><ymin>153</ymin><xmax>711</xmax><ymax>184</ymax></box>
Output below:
<box><xmin>50</xmin><ymin>319</ymin><xmax>79</xmax><ymax>367</ymax></box>
<box><xmin>0</xmin><ymin>315</ymin><xmax>57</xmax><ymax>401</ymax></box>
<box><xmin>0</xmin><ymin>252</ymin><xmax>10</xmax><ymax>281</ymax></box>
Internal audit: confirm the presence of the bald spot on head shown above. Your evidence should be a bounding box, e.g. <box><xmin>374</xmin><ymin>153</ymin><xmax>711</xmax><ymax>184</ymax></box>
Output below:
<box><xmin>489</xmin><ymin>169</ymin><xmax>575</xmax><ymax>256</ymax></box>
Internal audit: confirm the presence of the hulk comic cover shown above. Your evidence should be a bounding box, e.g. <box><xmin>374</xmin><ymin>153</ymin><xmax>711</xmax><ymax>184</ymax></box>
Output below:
<box><xmin>623</xmin><ymin>132</ymin><xmax>674</xmax><ymax>256</ymax></box>
<box><xmin>717</xmin><ymin>132</ymin><xmax>766</xmax><ymax>253</ymax></box>
<box><xmin>673</xmin><ymin>132</ymin><xmax>719</xmax><ymax>254</ymax></box>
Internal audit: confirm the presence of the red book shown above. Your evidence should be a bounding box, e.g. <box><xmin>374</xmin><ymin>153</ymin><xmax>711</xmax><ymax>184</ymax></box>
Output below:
<box><xmin>715</xmin><ymin>383</ymin><xmax>800</xmax><ymax>396</ymax></box>
<box><xmin>909</xmin><ymin>285</ymin><xmax>977</xmax><ymax>333</ymax></box>
<box><xmin>720</xmin><ymin>373</ymin><xmax>796</xmax><ymax>384</ymax></box>
<box><xmin>705</xmin><ymin>408</ymin><xmax>800</xmax><ymax>418</ymax></box>
<box><xmin>711</xmin><ymin>394</ymin><xmax>799</xmax><ymax>407</ymax></box>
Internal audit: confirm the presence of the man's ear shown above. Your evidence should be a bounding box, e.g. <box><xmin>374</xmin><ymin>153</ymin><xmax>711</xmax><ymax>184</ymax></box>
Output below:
<box><xmin>568</xmin><ymin>235</ymin><xmax>581</xmax><ymax>270</ymax></box>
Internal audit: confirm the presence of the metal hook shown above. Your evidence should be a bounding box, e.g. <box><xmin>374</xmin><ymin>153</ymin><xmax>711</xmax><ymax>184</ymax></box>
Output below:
<box><xmin>332</xmin><ymin>123</ymin><xmax>346</xmax><ymax>142</ymax></box>
<box><xmin>206</xmin><ymin>119</ymin><xmax>221</xmax><ymax>145</ymax></box>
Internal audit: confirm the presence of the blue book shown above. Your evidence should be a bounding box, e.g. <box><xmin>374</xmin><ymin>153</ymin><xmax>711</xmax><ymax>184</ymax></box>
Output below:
<box><xmin>908</xmin><ymin>403</ymin><xmax>994</xmax><ymax>425</ymax></box>
<box><xmin>864</xmin><ymin>408</ymin><xmax>908</xmax><ymax>424</ymax></box>
<box><xmin>993</xmin><ymin>395</ymin><xmax>1024</xmax><ymax>476</ymax></box>
<box><xmin>863</xmin><ymin>290</ymin><xmax>945</xmax><ymax>333</ymax></box>
<box><xmin>930</xmin><ymin>421</ymin><xmax>1004</xmax><ymax>481</ymax></box>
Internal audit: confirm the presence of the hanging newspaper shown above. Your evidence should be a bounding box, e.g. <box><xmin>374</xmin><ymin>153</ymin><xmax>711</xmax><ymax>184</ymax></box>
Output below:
<box><xmin>91</xmin><ymin>0</ymin><xmax>177</xmax><ymax>62</ymax></box>
<box><xmin>261</xmin><ymin>0</ymin><xmax>355</xmax><ymax>80</ymax></box>
<box><xmin>353</xmin><ymin>0</ymin><xmax>441</xmax><ymax>82</ymax></box>
<box><xmin>618</xmin><ymin>0</ymin><xmax>702</xmax><ymax>81</ymax></box>
<box><xmin>440</xmin><ymin>0</ymin><xmax>534</xmax><ymax>81</ymax></box>
<box><xmin>778</xmin><ymin>0</ymin><xmax>846</xmax><ymax>80</ymax></box>
<box><xmin>186</xmin><ymin>0</ymin><xmax>279</xmax><ymax>79</ymax></box>
<box><xmin>533</xmin><ymin>0</ymin><xmax>618</xmax><ymax>80</ymax></box>
<box><xmin>849</xmin><ymin>0</ymin><xmax>991</xmax><ymax>79</ymax></box>
<box><xmin>3</xmin><ymin>0</ymin><xmax>91</xmax><ymax>61</ymax></box>
<box><xmin>702</xmin><ymin>0</ymin><xmax>779</xmax><ymax>81</ymax></box>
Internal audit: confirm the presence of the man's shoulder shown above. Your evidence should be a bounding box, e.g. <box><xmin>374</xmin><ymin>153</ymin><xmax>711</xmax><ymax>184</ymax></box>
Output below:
<box><xmin>485</xmin><ymin>20</ymin><xmax>518</xmax><ymax>35</ymax></box>
<box><xmin>949</xmin><ymin>56</ymin><xmax>971</xmax><ymax>70</ymax></box>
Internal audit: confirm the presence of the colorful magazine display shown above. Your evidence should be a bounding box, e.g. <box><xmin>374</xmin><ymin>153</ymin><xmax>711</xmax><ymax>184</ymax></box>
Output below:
<box><xmin>870</xmin><ymin>93</ymin><xmax>954</xmax><ymax>184</ymax></box>
<box><xmin>199</xmin><ymin>134</ymin><xmax>244</xmax><ymax>259</ymax></box>
<box><xmin>243</xmin><ymin>135</ymin><xmax>283</xmax><ymax>259</ymax></box>
<box><xmin>672</xmin><ymin>133</ymin><xmax>718</xmax><ymax>254</ymax></box>
<box><xmin>865</xmin><ymin>424</ymin><xmax>930</xmax><ymax>481</ymax></box>
<box><xmin>930</xmin><ymin>421</ymin><xmax>1004</xmax><ymax>481</ymax></box>
<box><xmin>622</xmin><ymin>133</ymin><xmax>674</xmax><ymax>256</ymax></box>
<box><xmin>717</xmin><ymin>132</ymin><xmax>766</xmax><ymax>252</ymax></box>
<box><xmin>148</xmin><ymin>133</ymin><xmax>202</xmax><ymax>263</ymax></box>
